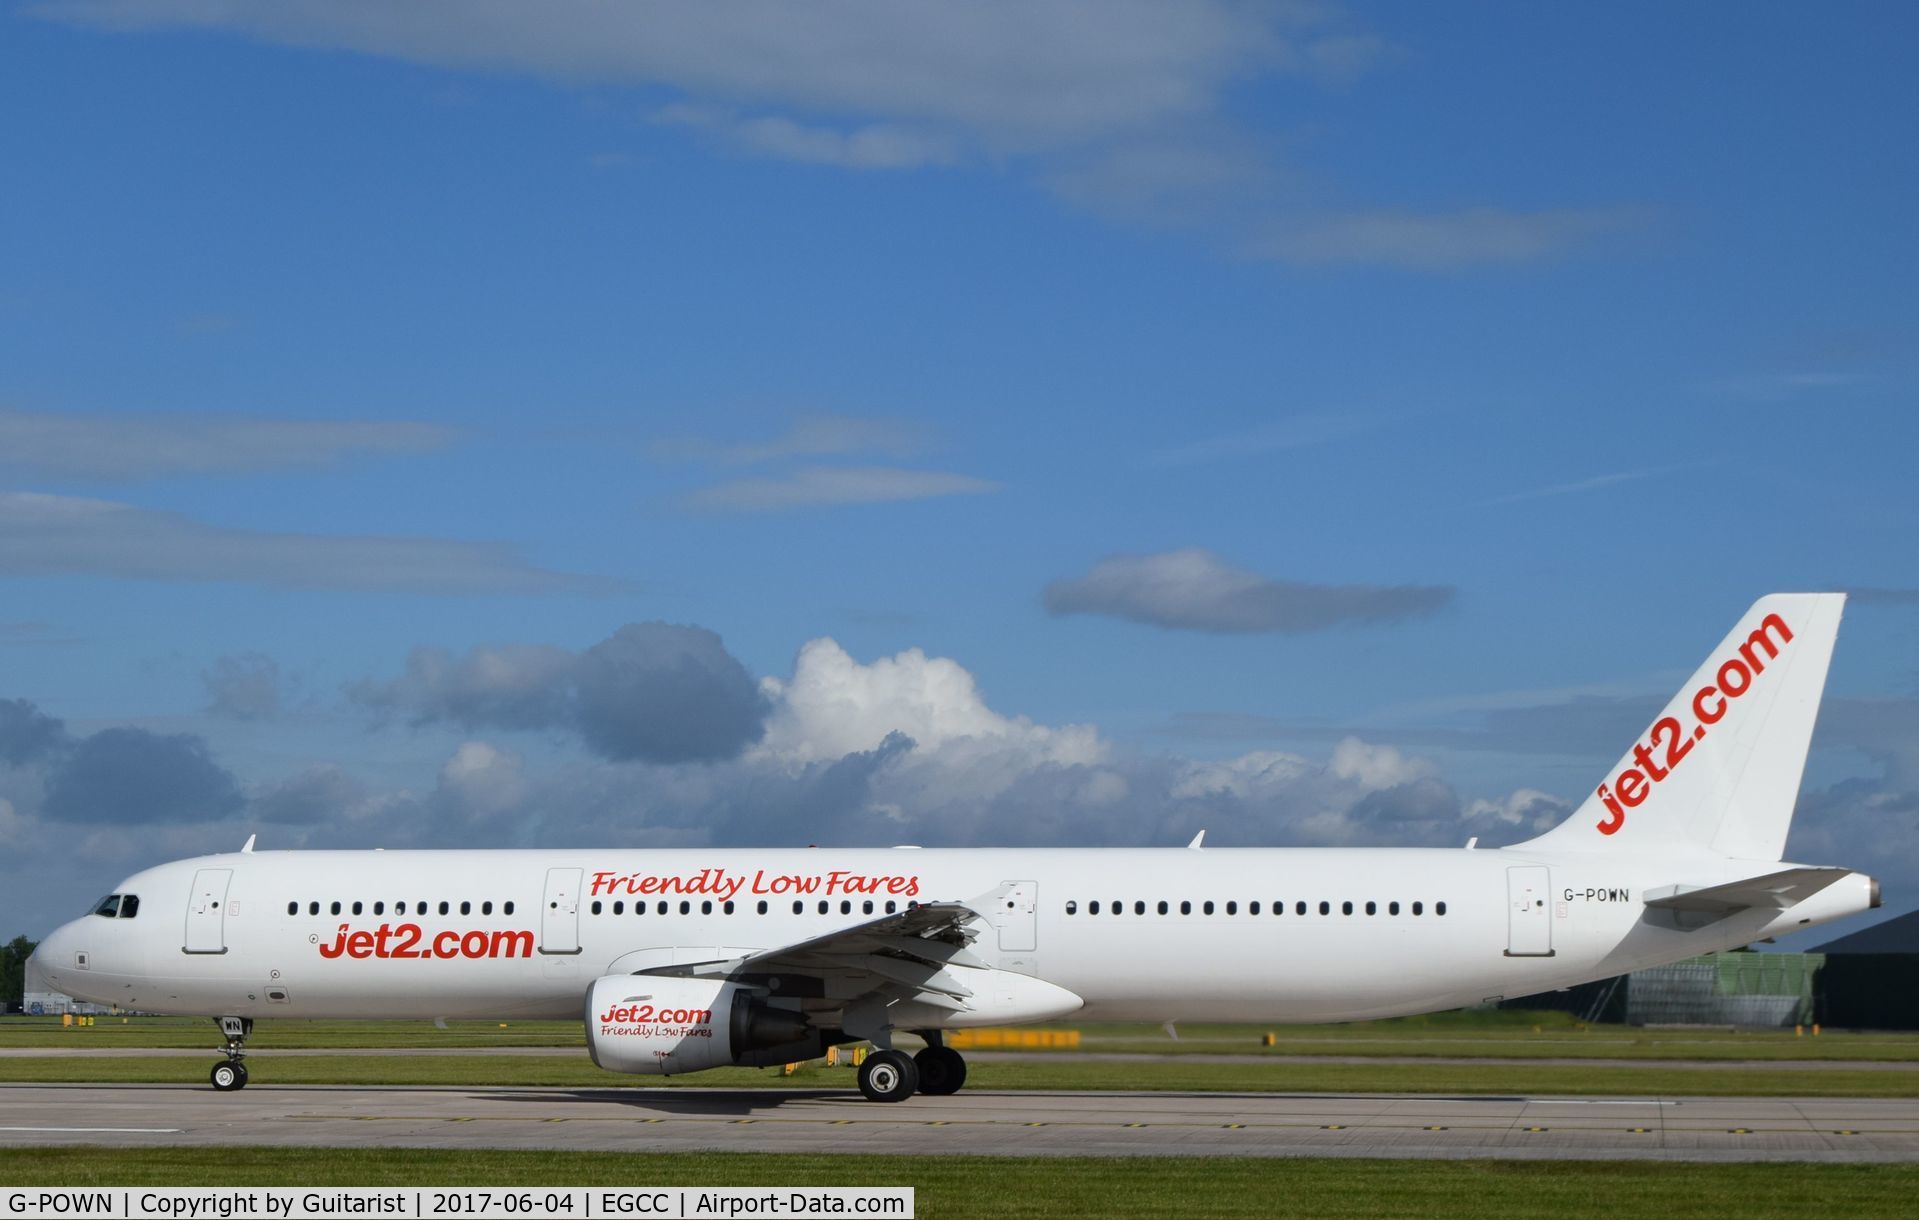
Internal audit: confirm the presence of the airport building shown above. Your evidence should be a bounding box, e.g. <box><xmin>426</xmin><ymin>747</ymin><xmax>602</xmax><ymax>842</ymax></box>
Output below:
<box><xmin>1509</xmin><ymin>911</ymin><xmax>1919</xmax><ymax>1029</ymax></box>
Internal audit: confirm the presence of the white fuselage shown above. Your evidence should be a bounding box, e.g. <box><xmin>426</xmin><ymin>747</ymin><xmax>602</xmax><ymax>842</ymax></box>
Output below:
<box><xmin>34</xmin><ymin>845</ymin><xmax>1876</xmax><ymax>1026</ymax></box>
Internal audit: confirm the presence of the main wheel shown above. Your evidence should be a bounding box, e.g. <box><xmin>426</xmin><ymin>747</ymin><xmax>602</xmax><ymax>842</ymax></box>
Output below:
<box><xmin>914</xmin><ymin>1046</ymin><xmax>966</xmax><ymax>1095</ymax></box>
<box><xmin>857</xmin><ymin>1049</ymin><xmax>919</xmax><ymax>1102</ymax></box>
<box><xmin>210</xmin><ymin>1061</ymin><xmax>245</xmax><ymax>1092</ymax></box>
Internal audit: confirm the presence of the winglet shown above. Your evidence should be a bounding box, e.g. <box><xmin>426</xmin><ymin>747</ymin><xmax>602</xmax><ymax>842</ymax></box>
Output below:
<box><xmin>1187</xmin><ymin>830</ymin><xmax>1206</xmax><ymax>850</ymax></box>
<box><xmin>240</xmin><ymin>834</ymin><xmax>256</xmax><ymax>854</ymax></box>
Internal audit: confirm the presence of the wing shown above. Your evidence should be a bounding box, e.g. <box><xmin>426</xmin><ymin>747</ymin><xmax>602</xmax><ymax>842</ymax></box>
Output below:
<box><xmin>1643</xmin><ymin>867</ymin><xmax>1852</xmax><ymax>915</ymax></box>
<box><xmin>642</xmin><ymin>895</ymin><xmax>998</xmax><ymax>1006</ymax></box>
<box><xmin>634</xmin><ymin>888</ymin><xmax>1081</xmax><ymax>1035</ymax></box>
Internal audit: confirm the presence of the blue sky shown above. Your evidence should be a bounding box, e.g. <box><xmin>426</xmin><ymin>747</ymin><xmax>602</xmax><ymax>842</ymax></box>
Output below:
<box><xmin>1</xmin><ymin>2</ymin><xmax>1915</xmax><ymax>942</ymax></box>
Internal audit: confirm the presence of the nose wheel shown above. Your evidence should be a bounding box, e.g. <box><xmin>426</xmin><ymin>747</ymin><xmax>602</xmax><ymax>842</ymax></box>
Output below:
<box><xmin>210</xmin><ymin>1015</ymin><xmax>252</xmax><ymax>1091</ymax></box>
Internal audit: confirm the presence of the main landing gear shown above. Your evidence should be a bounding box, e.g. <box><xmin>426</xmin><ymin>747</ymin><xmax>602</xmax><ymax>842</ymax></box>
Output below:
<box><xmin>854</xmin><ymin>1033</ymin><xmax>969</xmax><ymax>1102</ymax></box>
<box><xmin>210</xmin><ymin>1016</ymin><xmax>251</xmax><ymax>1091</ymax></box>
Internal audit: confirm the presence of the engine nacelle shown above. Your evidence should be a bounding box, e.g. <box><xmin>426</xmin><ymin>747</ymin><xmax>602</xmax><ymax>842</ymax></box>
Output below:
<box><xmin>584</xmin><ymin>975</ymin><xmax>811</xmax><ymax>1076</ymax></box>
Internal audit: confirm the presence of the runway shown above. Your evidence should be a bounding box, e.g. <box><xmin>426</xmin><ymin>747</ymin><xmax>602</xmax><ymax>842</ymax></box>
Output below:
<box><xmin>3</xmin><ymin>1083</ymin><xmax>1916</xmax><ymax>1162</ymax></box>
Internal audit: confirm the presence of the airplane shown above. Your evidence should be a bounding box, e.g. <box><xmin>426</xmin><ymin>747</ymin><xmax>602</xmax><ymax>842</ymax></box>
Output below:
<box><xmin>30</xmin><ymin>594</ymin><xmax>1881</xmax><ymax>1102</ymax></box>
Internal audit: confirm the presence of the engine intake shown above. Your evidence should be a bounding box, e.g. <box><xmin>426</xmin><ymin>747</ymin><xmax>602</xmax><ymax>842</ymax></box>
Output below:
<box><xmin>584</xmin><ymin>974</ymin><xmax>811</xmax><ymax>1076</ymax></box>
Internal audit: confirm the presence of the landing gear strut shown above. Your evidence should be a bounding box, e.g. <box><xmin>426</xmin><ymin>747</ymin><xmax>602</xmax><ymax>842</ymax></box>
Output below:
<box><xmin>210</xmin><ymin>1016</ymin><xmax>251</xmax><ymax>1091</ymax></box>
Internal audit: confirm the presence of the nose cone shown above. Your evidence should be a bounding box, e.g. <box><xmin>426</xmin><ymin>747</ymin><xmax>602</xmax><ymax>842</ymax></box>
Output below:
<box><xmin>32</xmin><ymin>919</ymin><xmax>89</xmax><ymax>998</ymax></box>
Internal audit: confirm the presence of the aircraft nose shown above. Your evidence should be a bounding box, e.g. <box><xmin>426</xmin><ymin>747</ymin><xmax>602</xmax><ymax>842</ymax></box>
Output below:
<box><xmin>33</xmin><ymin>920</ymin><xmax>83</xmax><ymax>987</ymax></box>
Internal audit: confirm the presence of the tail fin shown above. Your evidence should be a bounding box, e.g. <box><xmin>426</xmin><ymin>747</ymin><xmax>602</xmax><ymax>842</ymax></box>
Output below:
<box><xmin>1519</xmin><ymin>594</ymin><xmax>1845</xmax><ymax>861</ymax></box>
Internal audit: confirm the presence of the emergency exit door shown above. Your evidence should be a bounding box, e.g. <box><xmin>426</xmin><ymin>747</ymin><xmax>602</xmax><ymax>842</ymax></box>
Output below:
<box><xmin>1504</xmin><ymin>865</ymin><xmax>1554</xmax><ymax>957</ymax></box>
<box><xmin>540</xmin><ymin>867</ymin><xmax>583</xmax><ymax>955</ymax></box>
<box><xmin>994</xmin><ymin>880</ymin><xmax>1038</xmax><ymax>952</ymax></box>
<box><xmin>184</xmin><ymin>868</ymin><xmax>232</xmax><ymax>954</ymax></box>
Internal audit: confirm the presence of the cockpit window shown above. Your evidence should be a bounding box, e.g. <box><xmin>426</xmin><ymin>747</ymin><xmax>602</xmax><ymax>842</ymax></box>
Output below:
<box><xmin>92</xmin><ymin>895</ymin><xmax>120</xmax><ymax>918</ymax></box>
<box><xmin>119</xmin><ymin>894</ymin><xmax>139</xmax><ymax>919</ymax></box>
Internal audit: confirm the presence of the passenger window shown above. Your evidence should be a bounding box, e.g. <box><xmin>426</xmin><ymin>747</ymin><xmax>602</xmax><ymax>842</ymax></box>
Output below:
<box><xmin>1436</xmin><ymin>901</ymin><xmax>1448</xmax><ymax>916</ymax></box>
<box><xmin>504</xmin><ymin>901</ymin><xmax>515</xmax><ymax>916</ymax></box>
<box><xmin>309</xmin><ymin>902</ymin><xmax>320</xmax><ymax>916</ymax></box>
<box><xmin>374</xmin><ymin>901</ymin><xmax>385</xmax><ymax>916</ymax></box>
<box><xmin>1203</xmin><ymin>901</ymin><xmax>1215</xmax><ymax>915</ymax></box>
<box><xmin>701</xmin><ymin>900</ymin><xmax>713</xmax><ymax>915</ymax></box>
<box><xmin>1134</xmin><ymin>901</ymin><xmax>1146</xmax><ymax>915</ymax></box>
<box><xmin>1180</xmin><ymin>901</ymin><xmax>1192</xmax><ymax>915</ymax></box>
<box><xmin>658</xmin><ymin>901</ymin><xmax>668</xmax><ymax>915</ymax></box>
<box><xmin>613</xmin><ymin>901</ymin><xmax>624</xmax><ymax>915</ymax></box>
<box><xmin>331</xmin><ymin>901</ymin><xmax>342</xmax><ymax>916</ymax></box>
<box><xmin>1412</xmin><ymin>901</ymin><xmax>1423</xmax><ymax>915</ymax></box>
<box><xmin>482</xmin><ymin>901</ymin><xmax>493</xmax><ymax>915</ymax></box>
<box><xmin>1249</xmin><ymin>902</ymin><xmax>1260</xmax><ymax>915</ymax></box>
<box><xmin>793</xmin><ymin>901</ymin><xmax>804</xmax><ymax>915</ymax></box>
<box><xmin>1226</xmin><ymin>901</ymin><xmax>1237</xmax><ymax>915</ymax></box>
<box><xmin>758</xmin><ymin>901</ymin><xmax>769</xmax><ymax>915</ymax></box>
<box><xmin>1066</xmin><ymin>901</ymin><xmax>1078</xmax><ymax>915</ymax></box>
<box><xmin>1342</xmin><ymin>901</ymin><xmax>1353</xmax><ymax>915</ymax></box>
<box><xmin>840</xmin><ymin>900</ymin><xmax>852</xmax><ymax>915</ymax></box>
<box><xmin>286</xmin><ymin>901</ymin><xmax>298</xmax><ymax>916</ymax></box>
<box><xmin>1296</xmin><ymin>901</ymin><xmax>1307</xmax><ymax>915</ymax></box>
<box><xmin>590</xmin><ymin>901</ymin><xmax>603</xmax><ymax>915</ymax></box>
<box><xmin>1090</xmin><ymin>900</ymin><xmax>1101</xmax><ymax>915</ymax></box>
<box><xmin>862</xmin><ymin>900</ymin><xmax>873</xmax><ymax>915</ymax></box>
<box><xmin>679</xmin><ymin>901</ymin><xmax>691</xmax><ymax>915</ymax></box>
<box><xmin>460</xmin><ymin>901</ymin><xmax>471</xmax><ymax>915</ymax></box>
<box><xmin>1158</xmin><ymin>901</ymin><xmax>1169</xmax><ymax>915</ymax></box>
<box><xmin>886</xmin><ymin>900</ymin><xmax>897</xmax><ymax>914</ymax></box>
<box><xmin>1318</xmin><ymin>901</ymin><xmax>1329</xmax><ymax>915</ymax></box>
<box><xmin>352</xmin><ymin>901</ymin><xmax>363</xmax><ymax>916</ymax></box>
<box><xmin>1365</xmin><ymin>901</ymin><xmax>1376</xmax><ymax>916</ymax></box>
<box><xmin>1389</xmin><ymin>901</ymin><xmax>1400</xmax><ymax>915</ymax></box>
<box><xmin>439</xmin><ymin>901</ymin><xmax>450</xmax><ymax>916</ymax></box>
<box><xmin>724</xmin><ymin>901</ymin><xmax>735</xmax><ymax>915</ymax></box>
<box><xmin>818</xmin><ymin>901</ymin><xmax>829</xmax><ymax>915</ymax></box>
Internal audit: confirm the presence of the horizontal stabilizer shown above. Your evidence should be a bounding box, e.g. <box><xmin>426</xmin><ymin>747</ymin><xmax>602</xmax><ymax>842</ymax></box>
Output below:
<box><xmin>1643</xmin><ymin>867</ymin><xmax>1852</xmax><ymax>915</ymax></box>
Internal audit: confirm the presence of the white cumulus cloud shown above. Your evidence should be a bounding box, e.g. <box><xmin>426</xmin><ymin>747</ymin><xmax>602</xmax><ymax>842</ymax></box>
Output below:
<box><xmin>757</xmin><ymin>638</ymin><xmax>1105</xmax><ymax>768</ymax></box>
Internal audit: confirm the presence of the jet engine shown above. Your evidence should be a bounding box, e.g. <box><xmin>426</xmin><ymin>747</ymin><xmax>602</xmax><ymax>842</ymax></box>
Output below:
<box><xmin>583</xmin><ymin>975</ymin><xmax>812</xmax><ymax>1076</ymax></box>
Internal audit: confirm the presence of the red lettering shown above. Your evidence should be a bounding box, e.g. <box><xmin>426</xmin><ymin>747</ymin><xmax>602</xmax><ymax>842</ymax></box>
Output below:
<box><xmin>1652</xmin><ymin>715</ymin><xmax>1695</xmax><ymax>771</ymax></box>
<box><xmin>317</xmin><ymin>924</ymin><xmax>349</xmax><ymax>959</ymax></box>
<box><xmin>1692</xmin><ymin>685</ymin><xmax>1725</xmax><ymax>725</ymax></box>
<box><xmin>1717</xmin><ymin>657</ymin><xmax>1752</xmax><ymax>697</ymax></box>
<box><xmin>1615</xmin><ymin>768</ymin><xmax>1649</xmax><ymax>808</ymax></box>
<box><xmin>1738</xmin><ymin>613</ymin><xmax>1793</xmax><ymax>674</ymax></box>
<box><xmin>1632</xmin><ymin>741</ymin><xmax>1669</xmax><ymax>782</ymax></box>
<box><xmin>346</xmin><ymin>930</ymin><xmax>375</xmax><ymax>959</ymax></box>
<box><xmin>390</xmin><ymin>923</ymin><xmax>422</xmax><ymax>959</ymax></box>
<box><xmin>1596</xmin><ymin>785</ymin><xmax>1625</xmax><ymax>835</ymax></box>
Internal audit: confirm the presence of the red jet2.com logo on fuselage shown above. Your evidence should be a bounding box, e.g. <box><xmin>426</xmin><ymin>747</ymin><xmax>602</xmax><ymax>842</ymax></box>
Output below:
<box><xmin>1594</xmin><ymin>612</ymin><xmax>1794</xmax><ymax>836</ymax></box>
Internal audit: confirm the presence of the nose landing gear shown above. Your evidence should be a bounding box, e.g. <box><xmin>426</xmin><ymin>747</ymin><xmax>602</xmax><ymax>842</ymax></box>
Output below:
<box><xmin>210</xmin><ymin>1016</ymin><xmax>252</xmax><ymax>1091</ymax></box>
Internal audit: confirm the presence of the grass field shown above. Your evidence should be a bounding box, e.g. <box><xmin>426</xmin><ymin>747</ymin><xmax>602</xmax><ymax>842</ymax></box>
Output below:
<box><xmin>3</xmin><ymin>1051</ymin><xmax>1917</xmax><ymax>1097</ymax></box>
<box><xmin>7</xmin><ymin>1009</ymin><xmax>1916</xmax><ymax>1060</ymax></box>
<box><xmin>0</xmin><ymin>1149</ymin><xmax>1915</xmax><ymax>1219</ymax></box>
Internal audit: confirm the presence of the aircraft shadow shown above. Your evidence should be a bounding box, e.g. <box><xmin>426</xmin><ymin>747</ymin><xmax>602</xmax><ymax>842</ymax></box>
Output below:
<box><xmin>471</xmin><ymin>1087</ymin><xmax>862</xmax><ymax>1115</ymax></box>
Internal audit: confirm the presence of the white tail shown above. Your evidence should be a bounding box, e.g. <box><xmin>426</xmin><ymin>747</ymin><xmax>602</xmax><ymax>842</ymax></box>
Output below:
<box><xmin>1520</xmin><ymin>593</ymin><xmax>1845</xmax><ymax>861</ymax></box>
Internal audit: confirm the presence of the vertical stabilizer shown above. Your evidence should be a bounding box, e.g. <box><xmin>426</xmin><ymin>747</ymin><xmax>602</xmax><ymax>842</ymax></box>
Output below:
<box><xmin>1518</xmin><ymin>594</ymin><xmax>1844</xmax><ymax>861</ymax></box>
